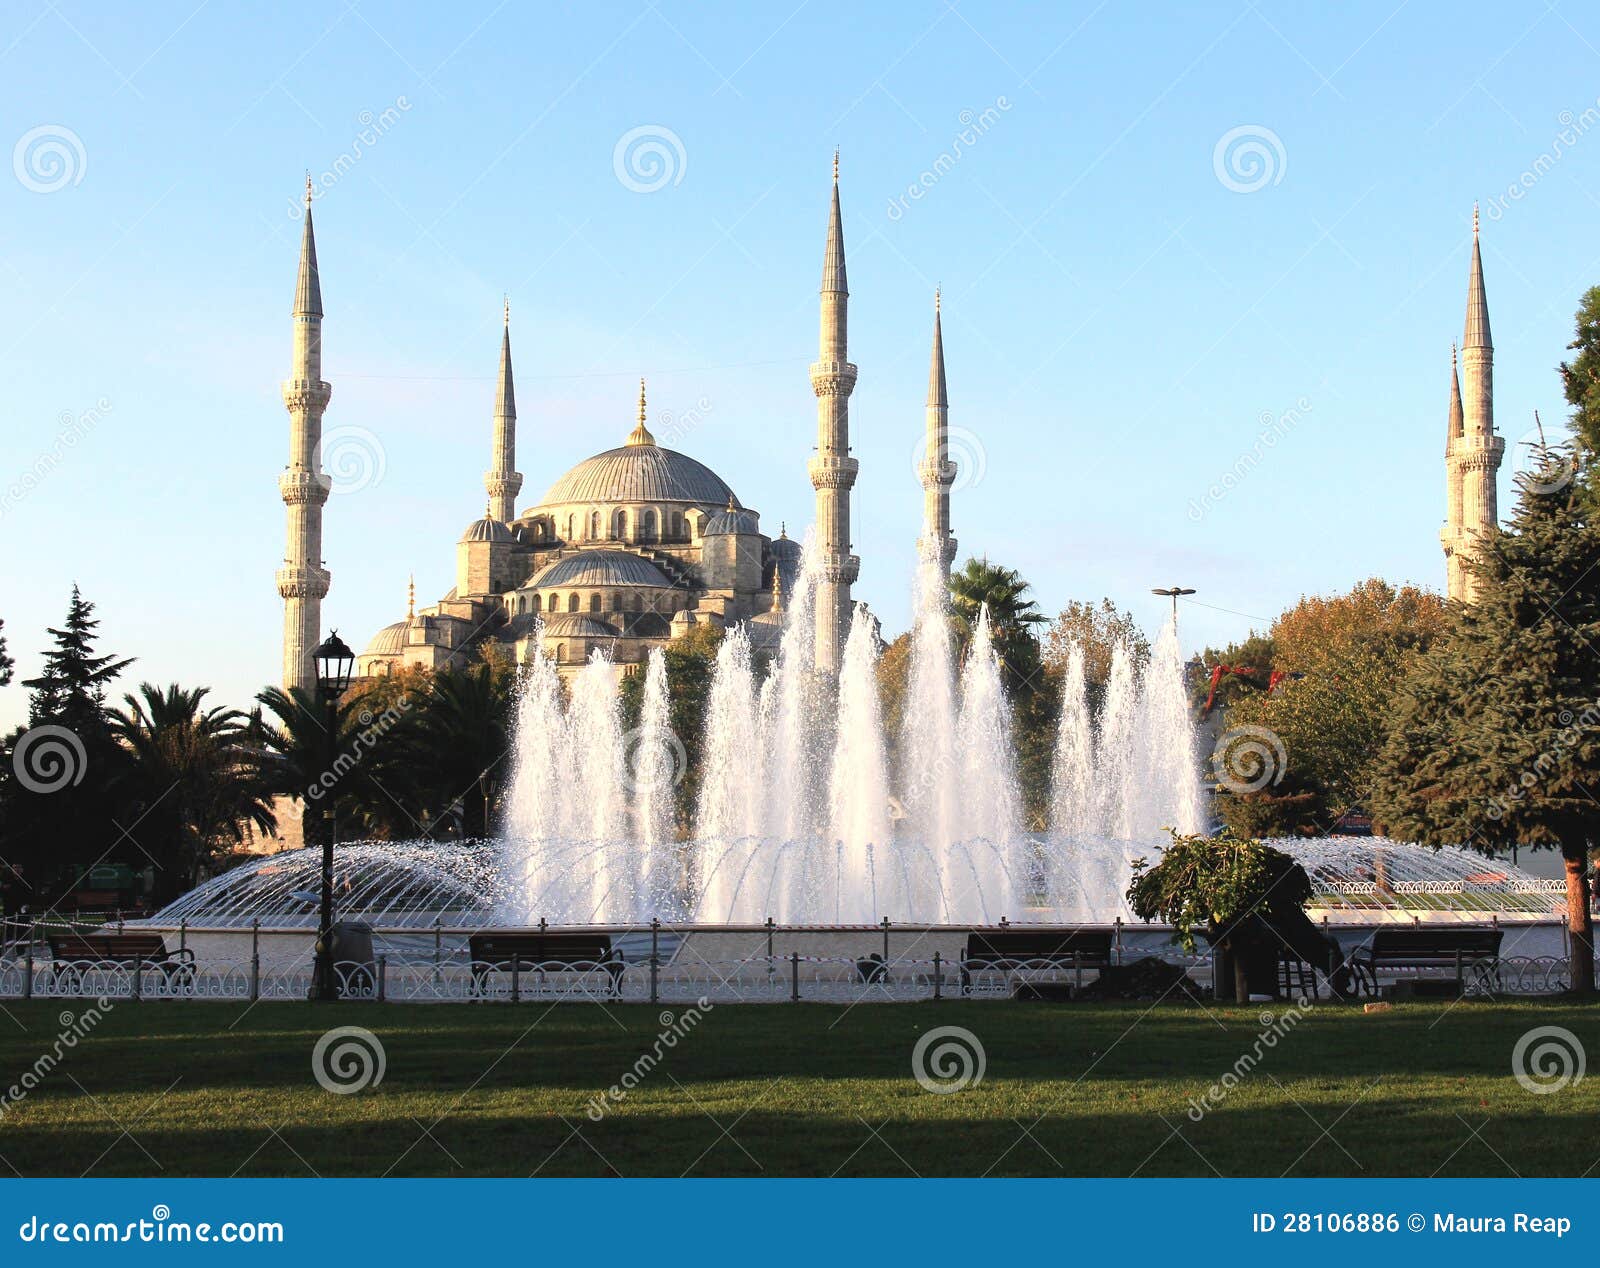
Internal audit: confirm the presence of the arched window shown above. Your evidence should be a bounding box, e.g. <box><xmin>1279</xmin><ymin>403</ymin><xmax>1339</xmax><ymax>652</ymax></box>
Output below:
<box><xmin>564</xmin><ymin>514</ymin><xmax>574</xmax><ymax>541</ymax></box>
<box><xmin>613</xmin><ymin>507</ymin><xmax>627</xmax><ymax>540</ymax></box>
<box><xmin>632</xmin><ymin>592</ymin><xmax>643</xmax><ymax>612</ymax></box>
<box><xmin>611</xmin><ymin>592</ymin><xmax>624</xmax><ymax>612</ymax></box>
<box><xmin>589</xmin><ymin>509</ymin><xmax>601</xmax><ymax>540</ymax></box>
<box><xmin>568</xmin><ymin>592</ymin><xmax>580</xmax><ymax>613</ymax></box>
<box><xmin>641</xmin><ymin>508</ymin><xmax>657</xmax><ymax>541</ymax></box>
<box><xmin>671</xmin><ymin>512</ymin><xmax>683</xmax><ymax>540</ymax></box>
<box><xmin>555</xmin><ymin>643</ymin><xmax>567</xmax><ymax>664</ymax></box>
<box><xmin>589</xmin><ymin>593</ymin><xmax>601</xmax><ymax>614</ymax></box>
<box><xmin>531</xmin><ymin>593</ymin><xmax>542</xmax><ymax>613</ymax></box>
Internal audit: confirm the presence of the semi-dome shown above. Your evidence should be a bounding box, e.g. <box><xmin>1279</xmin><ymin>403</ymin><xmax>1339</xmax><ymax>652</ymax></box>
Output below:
<box><xmin>539</xmin><ymin>444</ymin><xmax>739</xmax><ymax>508</ymax></box>
<box><xmin>703</xmin><ymin>505</ymin><xmax>759</xmax><ymax>536</ymax></box>
<box><xmin>459</xmin><ymin>515</ymin><xmax>515</xmax><ymax>544</ymax></box>
<box><xmin>529</xmin><ymin>549</ymin><xmax>673</xmax><ymax>590</ymax></box>
<box><xmin>541</xmin><ymin>612</ymin><xmax>620</xmax><ymax>638</ymax></box>
<box><xmin>363</xmin><ymin>620</ymin><xmax>410</xmax><ymax>656</ymax></box>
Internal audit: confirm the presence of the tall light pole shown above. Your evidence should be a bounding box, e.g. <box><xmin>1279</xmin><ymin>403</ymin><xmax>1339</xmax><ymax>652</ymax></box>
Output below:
<box><xmin>311</xmin><ymin>630</ymin><xmax>354</xmax><ymax>1002</ymax></box>
<box><xmin>1152</xmin><ymin>586</ymin><xmax>1196</xmax><ymax>626</ymax></box>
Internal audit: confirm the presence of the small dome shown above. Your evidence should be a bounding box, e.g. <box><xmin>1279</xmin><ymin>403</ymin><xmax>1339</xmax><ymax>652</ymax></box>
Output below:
<box><xmin>528</xmin><ymin>549</ymin><xmax>672</xmax><ymax>590</ymax></box>
<box><xmin>540</xmin><ymin>444</ymin><xmax>738</xmax><ymax>507</ymax></box>
<box><xmin>704</xmin><ymin>506</ymin><xmax>759</xmax><ymax>536</ymax></box>
<box><xmin>363</xmin><ymin>621</ymin><xmax>410</xmax><ymax>656</ymax></box>
<box><xmin>459</xmin><ymin>515</ymin><xmax>515</xmax><ymax>544</ymax></box>
<box><xmin>541</xmin><ymin>613</ymin><xmax>619</xmax><ymax>638</ymax></box>
<box><xmin>768</xmin><ymin>530</ymin><xmax>801</xmax><ymax>562</ymax></box>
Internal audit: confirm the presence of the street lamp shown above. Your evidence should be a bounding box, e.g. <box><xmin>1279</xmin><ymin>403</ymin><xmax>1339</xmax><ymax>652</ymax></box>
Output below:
<box><xmin>1152</xmin><ymin>586</ymin><xmax>1196</xmax><ymax>626</ymax></box>
<box><xmin>311</xmin><ymin>630</ymin><xmax>354</xmax><ymax>1002</ymax></box>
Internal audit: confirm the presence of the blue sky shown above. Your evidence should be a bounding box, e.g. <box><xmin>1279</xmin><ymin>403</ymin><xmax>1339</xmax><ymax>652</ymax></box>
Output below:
<box><xmin>4</xmin><ymin>1</ymin><xmax>1600</xmax><ymax>727</ymax></box>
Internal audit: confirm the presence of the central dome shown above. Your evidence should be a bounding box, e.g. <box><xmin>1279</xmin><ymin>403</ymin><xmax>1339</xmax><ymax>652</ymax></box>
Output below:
<box><xmin>539</xmin><ymin>443</ymin><xmax>739</xmax><ymax>508</ymax></box>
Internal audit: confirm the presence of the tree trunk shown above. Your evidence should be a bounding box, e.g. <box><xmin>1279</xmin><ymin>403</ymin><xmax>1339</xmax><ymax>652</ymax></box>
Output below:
<box><xmin>1564</xmin><ymin>847</ymin><xmax>1595</xmax><ymax>994</ymax></box>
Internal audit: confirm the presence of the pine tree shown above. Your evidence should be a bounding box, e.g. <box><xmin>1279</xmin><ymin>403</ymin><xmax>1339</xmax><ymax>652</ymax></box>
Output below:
<box><xmin>23</xmin><ymin>585</ymin><xmax>134</xmax><ymax>735</ymax></box>
<box><xmin>1370</xmin><ymin>444</ymin><xmax>1598</xmax><ymax>992</ymax></box>
<box><xmin>0</xmin><ymin>617</ymin><xmax>13</xmax><ymax>686</ymax></box>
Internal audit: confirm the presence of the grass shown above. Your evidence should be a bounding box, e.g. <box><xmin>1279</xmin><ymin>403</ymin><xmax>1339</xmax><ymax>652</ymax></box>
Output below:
<box><xmin>0</xmin><ymin>997</ymin><xmax>1595</xmax><ymax>1177</ymax></box>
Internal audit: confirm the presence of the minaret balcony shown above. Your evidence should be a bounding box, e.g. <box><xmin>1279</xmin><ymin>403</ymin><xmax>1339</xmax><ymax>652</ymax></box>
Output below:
<box><xmin>808</xmin><ymin>360</ymin><xmax>858</xmax><ymax>396</ymax></box>
<box><xmin>917</xmin><ymin>456</ymin><xmax>958</xmax><ymax>487</ymax></box>
<box><xmin>808</xmin><ymin>454</ymin><xmax>859</xmax><ymax>489</ymax></box>
<box><xmin>279</xmin><ymin>469</ymin><xmax>333</xmax><ymax>504</ymax></box>
<box><xmin>814</xmin><ymin>551</ymin><xmax>861</xmax><ymax>585</ymax></box>
<box><xmin>275</xmin><ymin>564</ymin><xmax>331</xmax><ymax>600</ymax></box>
<box><xmin>280</xmin><ymin>379</ymin><xmax>332</xmax><ymax>411</ymax></box>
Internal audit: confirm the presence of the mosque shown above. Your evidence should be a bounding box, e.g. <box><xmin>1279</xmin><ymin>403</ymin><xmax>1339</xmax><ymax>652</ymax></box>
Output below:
<box><xmin>274</xmin><ymin>156</ymin><xmax>958</xmax><ymax>689</ymax></box>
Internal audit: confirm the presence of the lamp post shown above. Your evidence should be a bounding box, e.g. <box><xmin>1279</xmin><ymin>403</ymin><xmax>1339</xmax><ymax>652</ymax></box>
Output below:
<box><xmin>1151</xmin><ymin>586</ymin><xmax>1196</xmax><ymax>626</ymax></box>
<box><xmin>311</xmin><ymin>630</ymin><xmax>355</xmax><ymax>1002</ymax></box>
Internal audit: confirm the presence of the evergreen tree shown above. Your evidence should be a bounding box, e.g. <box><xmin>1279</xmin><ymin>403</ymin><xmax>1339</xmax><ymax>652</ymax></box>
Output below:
<box><xmin>0</xmin><ymin>617</ymin><xmax>13</xmax><ymax>686</ymax></box>
<box><xmin>1370</xmin><ymin>445</ymin><xmax>1598</xmax><ymax>993</ymax></box>
<box><xmin>2</xmin><ymin>587</ymin><xmax>135</xmax><ymax>904</ymax></box>
<box><xmin>23</xmin><ymin>585</ymin><xmax>134</xmax><ymax>735</ymax></box>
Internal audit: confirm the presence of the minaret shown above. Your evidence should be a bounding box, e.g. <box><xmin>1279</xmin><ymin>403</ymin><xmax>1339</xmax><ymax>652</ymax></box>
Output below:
<box><xmin>916</xmin><ymin>288</ymin><xmax>957</xmax><ymax>577</ymax></box>
<box><xmin>1441</xmin><ymin>345</ymin><xmax>1466</xmax><ymax>598</ymax></box>
<box><xmin>808</xmin><ymin>150</ymin><xmax>860</xmax><ymax>673</ymax></box>
<box><xmin>277</xmin><ymin>177</ymin><xmax>333</xmax><ymax>692</ymax></box>
<box><xmin>484</xmin><ymin>297</ymin><xmax>522</xmax><ymax>522</ymax></box>
<box><xmin>1442</xmin><ymin>206</ymin><xmax>1504</xmax><ymax>602</ymax></box>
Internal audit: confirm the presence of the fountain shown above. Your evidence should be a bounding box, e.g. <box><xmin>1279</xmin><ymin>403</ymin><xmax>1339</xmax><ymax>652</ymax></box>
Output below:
<box><xmin>145</xmin><ymin>542</ymin><xmax>1568</xmax><ymax>938</ymax></box>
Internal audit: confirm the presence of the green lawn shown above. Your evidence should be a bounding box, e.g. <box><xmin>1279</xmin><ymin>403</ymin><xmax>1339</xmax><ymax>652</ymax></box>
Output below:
<box><xmin>0</xmin><ymin>998</ymin><xmax>1594</xmax><ymax>1177</ymax></box>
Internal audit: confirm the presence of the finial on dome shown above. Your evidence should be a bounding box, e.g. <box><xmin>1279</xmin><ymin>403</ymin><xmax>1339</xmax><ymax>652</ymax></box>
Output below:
<box><xmin>727</xmin><ymin>494</ymin><xmax>736</xmax><ymax>512</ymax></box>
<box><xmin>407</xmin><ymin>574</ymin><xmax>415</xmax><ymax>619</ymax></box>
<box><xmin>625</xmin><ymin>378</ymin><xmax>656</xmax><ymax>446</ymax></box>
<box><xmin>772</xmin><ymin>564</ymin><xmax>785</xmax><ymax>612</ymax></box>
<box><xmin>833</xmin><ymin>147</ymin><xmax>839</xmax><ymax>183</ymax></box>
<box><xmin>780</xmin><ymin>521</ymin><xmax>787</xmax><ymax>538</ymax></box>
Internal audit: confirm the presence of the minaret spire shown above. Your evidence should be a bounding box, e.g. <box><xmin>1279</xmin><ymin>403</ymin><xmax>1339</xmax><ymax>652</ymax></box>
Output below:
<box><xmin>917</xmin><ymin>288</ymin><xmax>956</xmax><ymax>577</ymax></box>
<box><xmin>277</xmin><ymin>177</ymin><xmax>333</xmax><ymax>691</ymax></box>
<box><xmin>484</xmin><ymin>298</ymin><xmax>522</xmax><ymax>521</ymax></box>
<box><xmin>809</xmin><ymin>150</ymin><xmax>860</xmax><ymax>673</ymax></box>
<box><xmin>1443</xmin><ymin>211</ymin><xmax>1504</xmax><ymax>603</ymax></box>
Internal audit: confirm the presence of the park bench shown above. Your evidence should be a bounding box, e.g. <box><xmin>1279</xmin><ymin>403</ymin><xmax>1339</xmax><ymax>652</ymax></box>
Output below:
<box><xmin>46</xmin><ymin>930</ymin><xmax>194</xmax><ymax>992</ymax></box>
<box><xmin>1347</xmin><ymin>926</ymin><xmax>1503</xmax><ymax>997</ymax></box>
<box><xmin>468</xmin><ymin>932</ymin><xmax>624</xmax><ymax>999</ymax></box>
<box><xmin>961</xmin><ymin>928</ymin><xmax>1114</xmax><ymax>996</ymax></box>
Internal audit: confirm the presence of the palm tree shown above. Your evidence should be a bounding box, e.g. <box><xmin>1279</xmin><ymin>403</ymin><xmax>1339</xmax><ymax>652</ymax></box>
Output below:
<box><xmin>948</xmin><ymin>557</ymin><xmax>1047</xmax><ymax>686</ymax></box>
<box><xmin>402</xmin><ymin>663</ymin><xmax>514</xmax><ymax>839</ymax></box>
<box><xmin>109</xmin><ymin>683</ymin><xmax>274</xmax><ymax>899</ymax></box>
